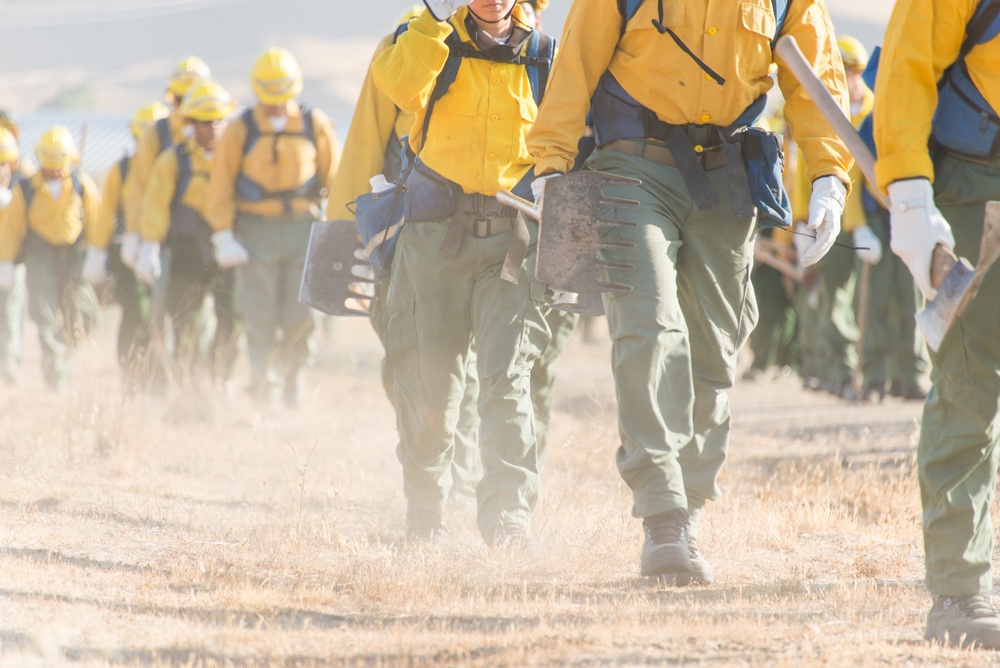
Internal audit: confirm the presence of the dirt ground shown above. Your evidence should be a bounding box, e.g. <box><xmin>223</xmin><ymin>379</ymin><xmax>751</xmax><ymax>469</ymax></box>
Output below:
<box><xmin>0</xmin><ymin>308</ymin><xmax>994</xmax><ymax>666</ymax></box>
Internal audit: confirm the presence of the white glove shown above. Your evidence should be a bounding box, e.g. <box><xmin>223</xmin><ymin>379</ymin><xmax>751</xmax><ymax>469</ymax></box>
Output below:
<box><xmin>800</xmin><ymin>176</ymin><xmax>847</xmax><ymax>267</ymax></box>
<box><xmin>135</xmin><ymin>241</ymin><xmax>161</xmax><ymax>286</ymax></box>
<box><xmin>119</xmin><ymin>232</ymin><xmax>141</xmax><ymax>270</ymax></box>
<box><xmin>0</xmin><ymin>261</ymin><xmax>13</xmax><ymax>292</ymax></box>
<box><xmin>82</xmin><ymin>246</ymin><xmax>109</xmax><ymax>285</ymax></box>
<box><xmin>423</xmin><ymin>0</ymin><xmax>473</xmax><ymax>21</ymax></box>
<box><xmin>852</xmin><ymin>225</ymin><xmax>883</xmax><ymax>265</ymax></box>
<box><xmin>792</xmin><ymin>221</ymin><xmax>812</xmax><ymax>264</ymax></box>
<box><xmin>211</xmin><ymin>229</ymin><xmax>249</xmax><ymax>268</ymax></box>
<box><xmin>531</xmin><ymin>173</ymin><xmax>561</xmax><ymax>212</ymax></box>
<box><xmin>887</xmin><ymin>178</ymin><xmax>955</xmax><ymax>301</ymax></box>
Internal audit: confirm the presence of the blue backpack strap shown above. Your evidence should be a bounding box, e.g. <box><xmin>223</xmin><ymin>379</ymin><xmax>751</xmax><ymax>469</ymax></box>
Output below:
<box><xmin>770</xmin><ymin>0</ymin><xmax>789</xmax><ymax>47</ymax></box>
<box><xmin>172</xmin><ymin>143</ymin><xmax>193</xmax><ymax>207</ymax></box>
<box><xmin>118</xmin><ymin>154</ymin><xmax>130</xmax><ymax>182</ymax></box>
<box><xmin>525</xmin><ymin>30</ymin><xmax>555</xmax><ymax>104</ymax></box>
<box><xmin>240</xmin><ymin>108</ymin><xmax>259</xmax><ymax>155</ymax></box>
<box><xmin>155</xmin><ymin>116</ymin><xmax>173</xmax><ymax>151</ymax></box>
<box><xmin>70</xmin><ymin>172</ymin><xmax>83</xmax><ymax>199</ymax></box>
<box><xmin>18</xmin><ymin>178</ymin><xmax>34</xmax><ymax>211</ymax></box>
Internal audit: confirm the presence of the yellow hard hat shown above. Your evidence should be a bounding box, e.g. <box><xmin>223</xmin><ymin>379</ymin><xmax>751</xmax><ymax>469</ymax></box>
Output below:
<box><xmin>0</xmin><ymin>127</ymin><xmax>18</xmax><ymax>163</ymax></box>
<box><xmin>181</xmin><ymin>80</ymin><xmax>236</xmax><ymax>122</ymax></box>
<box><xmin>35</xmin><ymin>125</ymin><xmax>78</xmax><ymax>171</ymax></box>
<box><xmin>250</xmin><ymin>48</ymin><xmax>303</xmax><ymax>105</ymax></box>
<box><xmin>130</xmin><ymin>101</ymin><xmax>170</xmax><ymax>140</ymax></box>
<box><xmin>837</xmin><ymin>36</ymin><xmax>869</xmax><ymax>71</ymax></box>
<box><xmin>167</xmin><ymin>56</ymin><xmax>211</xmax><ymax>98</ymax></box>
<box><xmin>395</xmin><ymin>4</ymin><xmax>423</xmax><ymax>26</ymax></box>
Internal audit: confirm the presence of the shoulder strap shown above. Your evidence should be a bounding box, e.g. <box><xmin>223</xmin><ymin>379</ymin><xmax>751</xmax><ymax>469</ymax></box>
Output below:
<box><xmin>18</xmin><ymin>179</ymin><xmax>34</xmax><ymax>211</ymax></box>
<box><xmin>418</xmin><ymin>31</ymin><xmax>466</xmax><ymax>149</ymax></box>
<box><xmin>118</xmin><ymin>154</ymin><xmax>130</xmax><ymax>182</ymax></box>
<box><xmin>173</xmin><ymin>143</ymin><xmax>193</xmax><ymax>206</ymax></box>
<box><xmin>71</xmin><ymin>172</ymin><xmax>83</xmax><ymax>198</ymax></box>
<box><xmin>155</xmin><ymin>116</ymin><xmax>173</xmax><ymax>151</ymax></box>
<box><xmin>240</xmin><ymin>108</ymin><xmax>259</xmax><ymax>156</ymax></box>
<box><xmin>526</xmin><ymin>30</ymin><xmax>555</xmax><ymax>103</ymax></box>
<box><xmin>958</xmin><ymin>0</ymin><xmax>1000</xmax><ymax>62</ymax></box>
<box><xmin>770</xmin><ymin>0</ymin><xmax>790</xmax><ymax>46</ymax></box>
<box><xmin>300</xmin><ymin>105</ymin><xmax>315</xmax><ymax>143</ymax></box>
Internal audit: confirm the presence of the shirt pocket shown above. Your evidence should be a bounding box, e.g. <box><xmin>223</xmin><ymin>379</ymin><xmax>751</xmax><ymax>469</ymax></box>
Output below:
<box><xmin>511</xmin><ymin>97</ymin><xmax>538</xmax><ymax>164</ymax></box>
<box><xmin>428</xmin><ymin>93</ymin><xmax>478</xmax><ymax>162</ymax></box>
<box><xmin>618</xmin><ymin>1</ymin><xmax>685</xmax><ymax>76</ymax></box>
<box><xmin>737</xmin><ymin>1</ymin><xmax>776</xmax><ymax>80</ymax></box>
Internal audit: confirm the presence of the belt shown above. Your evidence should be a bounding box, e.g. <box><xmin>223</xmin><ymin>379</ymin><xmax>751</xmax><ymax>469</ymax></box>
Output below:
<box><xmin>604</xmin><ymin>138</ymin><xmax>728</xmax><ymax>171</ymax></box>
<box><xmin>462</xmin><ymin>213</ymin><xmax>515</xmax><ymax>238</ymax></box>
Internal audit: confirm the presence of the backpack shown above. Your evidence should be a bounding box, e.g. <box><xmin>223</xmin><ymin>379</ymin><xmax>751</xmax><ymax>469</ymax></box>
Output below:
<box><xmin>234</xmin><ymin>106</ymin><xmax>324</xmax><ymax>206</ymax></box>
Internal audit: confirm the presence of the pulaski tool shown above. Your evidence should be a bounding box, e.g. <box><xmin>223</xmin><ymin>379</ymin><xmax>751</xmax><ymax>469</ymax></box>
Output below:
<box><xmin>497</xmin><ymin>171</ymin><xmax>642</xmax><ymax>316</ymax></box>
<box><xmin>298</xmin><ymin>219</ymin><xmax>374</xmax><ymax>317</ymax></box>
<box><xmin>776</xmin><ymin>35</ymin><xmax>1000</xmax><ymax>351</ymax></box>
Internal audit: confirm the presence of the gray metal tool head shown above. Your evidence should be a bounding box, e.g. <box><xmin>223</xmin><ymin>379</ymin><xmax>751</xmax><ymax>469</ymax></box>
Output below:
<box><xmin>534</xmin><ymin>170</ymin><xmax>641</xmax><ymax>294</ymax></box>
<box><xmin>916</xmin><ymin>201</ymin><xmax>1000</xmax><ymax>351</ymax></box>
<box><xmin>298</xmin><ymin>219</ymin><xmax>374</xmax><ymax>317</ymax></box>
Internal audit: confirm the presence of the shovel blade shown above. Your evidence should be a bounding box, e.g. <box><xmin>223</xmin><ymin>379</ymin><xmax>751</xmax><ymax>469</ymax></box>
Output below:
<box><xmin>536</xmin><ymin>171</ymin><xmax>640</xmax><ymax>293</ymax></box>
<box><xmin>299</xmin><ymin>219</ymin><xmax>374</xmax><ymax>317</ymax></box>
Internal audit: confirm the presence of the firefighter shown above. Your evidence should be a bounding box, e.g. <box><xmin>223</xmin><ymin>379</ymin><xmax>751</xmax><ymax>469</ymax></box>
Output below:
<box><xmin>372</xmin><ymin>0</ymin><xmax>554</xmax><ymax>544</ymax></box>
<box><xmin>135</xmin><ymin>81</ymin><xmax>239</xmax><ymax>387</ymax></box>
<box><xmin>527</xmin><ymin>0</ymin><xmax>852</xmax><ymax>582</ymax></box>
<box><xmin>874</xmin><ymin>0</ymin><xmax>1000</xmax><ymax>648</ymax></box>
<box><xmin>204</xmin><ymin>48</ymin><xmax>340</xmax><ymax>408</ymax></box>
<box><xmin>86</xmin><ymin>102</ymin><xmax>170</xmax><ymax>384</ymax></box>
<box><xmin>0</xmin><ymin>118</ymin><xmax>26</xmax><ymax>385</ymax></box>
<box><xmin>0</xmin><ymin>126</ymin><xmax>101</xmax><ymax>392</ymax></box>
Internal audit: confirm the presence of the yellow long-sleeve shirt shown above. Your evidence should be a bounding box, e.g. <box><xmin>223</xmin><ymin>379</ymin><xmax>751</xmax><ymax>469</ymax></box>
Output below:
<box><xmin>139</xmin><ymin>137</ymin><xmax>212</xmax><ymax>243</ymax></box>
<box><xmin>527</xmin><ymin>0</ymin><xmax>852</xmax><ymax>188</ymax></box>
<box><xmin>121</xmin><ymin>110</ymin><xmax>187</xmax><ymax>232</ymax></box>
<box><xmin>204</xmin><ymin>103</ymin><xmax>340</xmax><ymax>232</ymax></box>
<box><xmin>329</xmin><ymin>32</ymin><xmax>416</xmax><ymax>221</ymax></box>
<box><xmin>372</xmin><ymin>6</ymin><xmax>542</xmax><ymax>196</ymax></box>
<box><xmin>874</xmin><ymin>0</ymin><xmax>1000</xmax><ymax>189</ymax></box>
<box><xmin>94</xmin><ymin>155</ymin><xmax>131</xmax><ymax>250</ymax></box>
<box><xmin>0</xmin><ymin>171</ymin><xmax>100</xmax><ymax>261</ymax></box>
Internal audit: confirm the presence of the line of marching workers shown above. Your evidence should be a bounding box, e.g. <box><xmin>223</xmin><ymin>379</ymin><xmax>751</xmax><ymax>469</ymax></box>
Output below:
<box><xmin>0</xmin><ymin>50</ymin><xmax>340</xmax><ymax>405</ymax></box>
<box><xmin>745</xmin><ymin>36</ymin><xmax>929</xmax><ymax>404</ymax></box>
<box><xmin>1</xmin><ymin>0</ymin><xmax>1000</xmax><ymax>651</ymax></box>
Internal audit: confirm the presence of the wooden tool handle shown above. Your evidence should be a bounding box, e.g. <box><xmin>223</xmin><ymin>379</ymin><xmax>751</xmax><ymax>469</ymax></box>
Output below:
<box><xmin>930</xmin><ymin>243</ymin><xmax>958</xmax><ymax>290</ymax></box>
<box><xmin>774</xmin><ymin>36</ymin><xmax>890</xmax><ymax>210</ymax></box>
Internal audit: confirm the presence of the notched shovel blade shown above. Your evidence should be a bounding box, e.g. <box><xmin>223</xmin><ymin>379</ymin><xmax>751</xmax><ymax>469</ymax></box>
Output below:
<box><xmin>535</xmin><ymin>171</ymin><xmax>642</xmax><ymax>294</ymax></box>
<box><xmin>299</xmin><ymin>219</ymin><xmax>374</xmax><ymax>317</ymax></box>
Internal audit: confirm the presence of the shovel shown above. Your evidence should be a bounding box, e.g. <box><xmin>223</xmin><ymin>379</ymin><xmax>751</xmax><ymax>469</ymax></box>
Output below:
<box><xmin>298</xmin><ymin>219</ymin><xmax>374</xmax><ymax>317</ymax></box>
<box><xmin>496</xmin><ymin>171</ymin><xmax>641</xmax><ymax>316</ymax></box>
<box><xmin>775</xmin><ymin>35</ymin><xmax>1000</xmax><ymax>351</ymax></box>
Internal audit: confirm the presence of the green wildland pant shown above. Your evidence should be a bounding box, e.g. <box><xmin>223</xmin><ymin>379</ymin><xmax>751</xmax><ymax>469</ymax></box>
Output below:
<box><xmin>370</xmin><ymin>276</ymin><xmax>482</xmax><ymax>498</ymax></box>
<box><xmin>24</xmin><ymin>238</ymin><xmax>98</xmax><ymax>387</ymax></box>
<box><xmin>919</xmin><ymin>154</ymin><xmax>1000</xmax><ymax>596</ymax></box>
<box><xmin>234</xmin><ymin>212</ymin><xmax>316</xmax><ymax>392</ymax></box>
<box><xmin>0</xmin><ymin>262</ymin><xmax>26</xmax><ymax>382</ymax></box>
<box><xmin>386</xmin><ymin>219</ymin><xmax>549</xmax><ymax>541</ymax></box>
<box><xmin>108</xmin><ymin>245</ymin><xmax>152</xmax><ymax>378</ymax></box>
<box><xmin>748</xmin><ymin>262</ymin><xmax>797</xmax><ymax>373</ymax></box>
<box><xmin>531</xmin><ymin>308</ymin><xmax>579</xmax><ymax>463</ymax></box>
<box><xmin>165</xmin><ymin>238</ymin><xmax>240</xmax><ymax>384</ymax></box>
<box><xmin>814</xmin><ymin>229</ymin><xmax>858</xmax><ymax>386</ymax></box>
<box><xmin>858</xmin><ymin>207</ymin><xmax>927</xmax><ymax>390</ymax></box>
<box><xmin>587</xmin><ymin>145</ymin><xmax>758</xmax><ymax>520</ymax></box>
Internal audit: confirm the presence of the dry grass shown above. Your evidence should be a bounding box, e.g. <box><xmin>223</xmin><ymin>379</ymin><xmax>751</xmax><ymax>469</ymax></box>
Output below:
<box><xmin>0</xmin><ymin>311</ymin><xmax>996</xmax><ymax>667</ymax></box>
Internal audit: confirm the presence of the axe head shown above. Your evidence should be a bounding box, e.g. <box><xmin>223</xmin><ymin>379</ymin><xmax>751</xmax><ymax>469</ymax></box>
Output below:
<box><xmin>536</xmin><ymin>170</ymin><xmax>641</xmax><ymax>294</ymax></box>
<box><xmin>916</xmin><ymin>201</ymin><xmax>1000</xmax><ymax>351</ymax></box>
<box><xmin>298</xmin><ymin>219</ymin><xmax>374</xmax><ymax>317</ymax></box>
